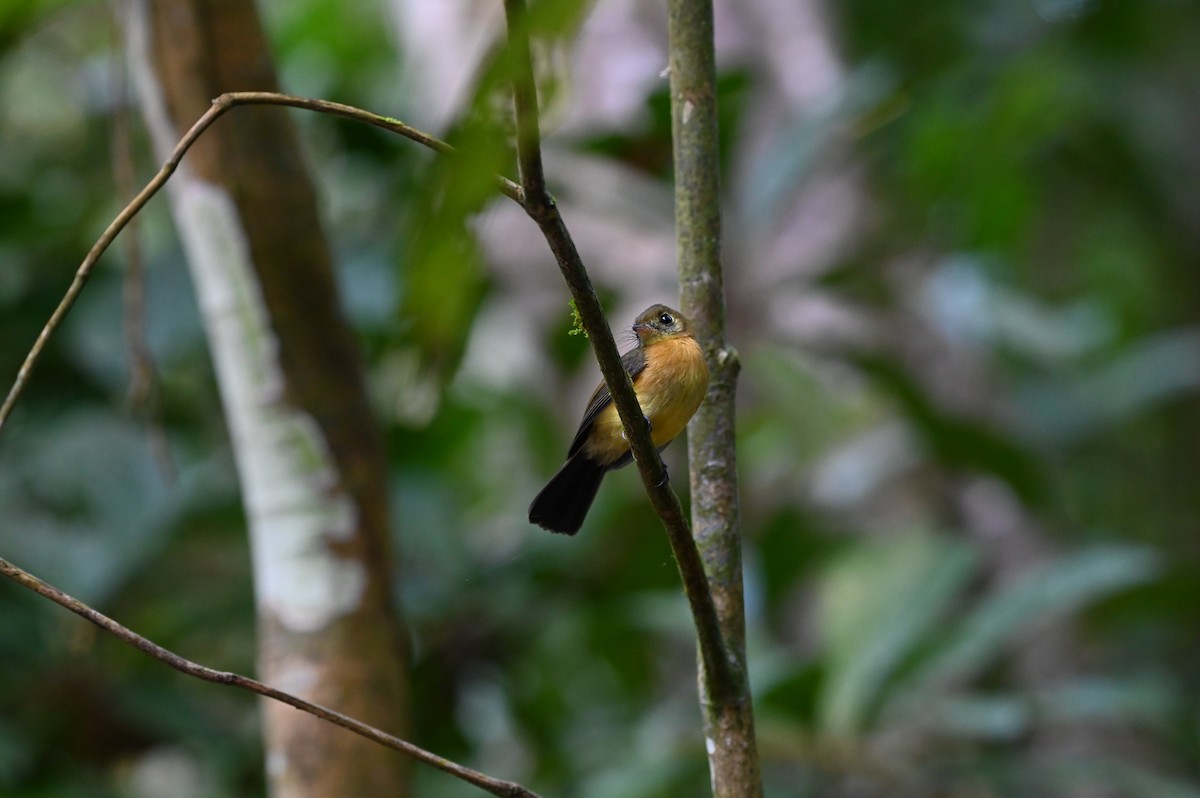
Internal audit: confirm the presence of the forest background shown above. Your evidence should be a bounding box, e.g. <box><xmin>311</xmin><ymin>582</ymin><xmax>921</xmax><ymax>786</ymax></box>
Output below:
<box><xmin>2</xmin><ymin>0</ymin><xmax>1199</xmax><ymax>796</ymax></box>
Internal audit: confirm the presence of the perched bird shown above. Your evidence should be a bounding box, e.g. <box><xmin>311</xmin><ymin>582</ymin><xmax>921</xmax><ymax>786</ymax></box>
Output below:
<box><xmin>529</xmin><ymin>304</ymin><xmax>709</xmax><ymax>535</ymax></box>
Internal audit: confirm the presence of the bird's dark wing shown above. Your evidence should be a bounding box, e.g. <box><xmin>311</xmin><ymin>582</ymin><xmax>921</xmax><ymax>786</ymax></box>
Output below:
<box><xmin>566</xmin><ymin>345</ymin><xmax>647</xmax><ymax>457</ymax></box>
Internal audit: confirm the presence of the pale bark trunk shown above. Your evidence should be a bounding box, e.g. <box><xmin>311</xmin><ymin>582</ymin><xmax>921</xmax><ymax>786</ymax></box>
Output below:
<box><xmin>124</xmin><ymin>1</ymin><xmax>410</xmax><ymax>794</ymax></box>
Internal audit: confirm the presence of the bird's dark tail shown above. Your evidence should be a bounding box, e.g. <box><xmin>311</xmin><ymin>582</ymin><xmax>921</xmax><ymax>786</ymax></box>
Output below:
<box><xmin>529</xmin><ymin>453</ymin><xmax>606</xmax><ymax>535</ymax></box>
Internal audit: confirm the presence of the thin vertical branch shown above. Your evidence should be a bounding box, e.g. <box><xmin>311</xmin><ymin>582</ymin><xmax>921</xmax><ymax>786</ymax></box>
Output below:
<box><xmin>502</xmin><ymin>0</ymin><xmax>547</xmax><ymax>204</ymax></box>
<box><xmin>501</xmin><ymin>0</ymin><xmax>738</xmax><ymax>699</ymax></box>
<box><xmin>668</xmin><ymin>0</ymin><xmax>763</xmax><ymax>793</ymax></box>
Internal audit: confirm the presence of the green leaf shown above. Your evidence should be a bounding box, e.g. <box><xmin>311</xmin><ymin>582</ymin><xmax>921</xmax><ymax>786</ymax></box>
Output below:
<box><xmin>1035</xmin><ymin>677</ymin><xmax>1174</xmax><ymax>730</ymax></box>
<box><xmin>853</xmin><ymin>353</ymin><xmax>1047</xmax><ymax>504</ymax></box>
<box><xmin>915</xmin><ymin>546</ymin><xmax>1161</xmax><ymax>687</ymax></box>
<box><xmin>816</xmin><ymin>529</ymin><xmax>976</xmax><ymax>736</ymax></box>
<box><xmin>1052</xmin><ymin>759</ymin><xmax>1200</xmax><ymax>798</ymax></box>
<box><xmin>926</xmin><ymin>693</ymin><xmax>1031</xmax><ymax>741</ymax></box>
<box><xmin>0</xmin><ymin>411</ymin><xmax>179</xmax><ymax>605</ymax></box>
<box><xmin>395</xmin><ymin>117</ymin><xmax>504</xmax><ymax>390</ymax></box>
<box><xmin>919</xmin><ymin>677</ymin><xmax>1172</xmax><ymax>743</ymax></box>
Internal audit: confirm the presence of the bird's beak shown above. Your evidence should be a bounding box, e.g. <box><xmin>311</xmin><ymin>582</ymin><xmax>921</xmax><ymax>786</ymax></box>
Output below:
<box><xmin>632</xmin><ymin>323</ymin><xmax>652</xmax><ymax>339</ymax></box>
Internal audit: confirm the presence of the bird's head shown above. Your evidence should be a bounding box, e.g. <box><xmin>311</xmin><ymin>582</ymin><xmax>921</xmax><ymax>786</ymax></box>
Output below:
<box><xmin>632</xmin><ymin>304</ymin><xmax>691</xmax><ymax>345</ymax></box>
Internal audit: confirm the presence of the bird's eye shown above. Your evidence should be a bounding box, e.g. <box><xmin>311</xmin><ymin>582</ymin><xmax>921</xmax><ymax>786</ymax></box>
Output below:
<box><xmin>658</xmin><ymin>312</ymin><xmax>673</xmax><ymax>326</ymax></box>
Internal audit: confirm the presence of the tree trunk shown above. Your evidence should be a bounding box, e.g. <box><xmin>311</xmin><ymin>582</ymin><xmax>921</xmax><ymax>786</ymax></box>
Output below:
<box><xmin>124</xmin><ymin>1</ymin><xmax>410</xmax><ymax>794</ymax></box>
<box><xmin>667</xmin><ymin>0</ymin><xmax>764</xmax><ymax>795</ymax></box>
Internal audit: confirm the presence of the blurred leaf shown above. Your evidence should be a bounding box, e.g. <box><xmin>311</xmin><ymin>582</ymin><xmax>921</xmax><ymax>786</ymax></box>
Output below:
<box><xmin>895</xmin><ymin>49</ymin><xmax>1094</xmax><ymax>254</ymax></box>
<box><xmin>1052</xmin><ymin>759</ymin><xmax>1200</xmax><ymax>798</ymax></box>
<box><xmin>927</xmin><ymin>693</ymin><xmax>1031</xmax><ymax>741</ymax></box>
<box><xmin>854</xmin><ymin>352</ymin><xmax>1046</xmax><ymax>503</ymax></box>
<box><xmin>915</xmin><ymin>546</ymin><xmax>1162</xmax><ymax>688</ymax></box>
<box><xmin>841</xmin><ymin>0</ymin><xmax>969</xmax><ymax>81</ymax></box>
<box><xmin>0</xmin><ymin>411</ymin><xmax>178</xmax><ymax>605</ymax></box>
<box><xmin>0</xmin><ymin>715</ymin><xmax>34</xmax><ymax>789</ymax></box>
<box><xmin>923</xmin><ymin>676</ymin><xmax>1173</xmax><ymax>743</ymax></box>
<box><xmin>918</xmin><ymin>253</ymin><xmax>1113</xmax><ymax>362</ymax></box>
<box><xmin>1015</xmin><ymin>327</ymin><xmax>1200</xmax><ymax>446</ymax></box>
<box><xmin>396</xmin><ymin>118</ymin><xmax>503</xmax><ymax>391</ymax></box>
<box><xmin>1035</xmin><ymin>677</ymin><xmax>1175</xmax><ymax>730</ymax></box>
<box><xmin>816</xmin><ymin>529</ymin><xmax>976</xmax><ymax>735</ymax></box>
<box><xmin>745</xmin><ymin>61</ymin><xmax>894</xmax><ymax>222</ymax></box>
<box><xmin>755</xmin><ymin>658</ymin><xmax>824</xmax><ymax>728</ymax></box>
<box><xmin>808</xmin><ymin>422</ymin><xmax>918</xmax><ymax>509</ymax></box>
<box><xmin>0</xmin><ymin>0</ymin><xmax>77</xmax><ymax>54</ymax></box>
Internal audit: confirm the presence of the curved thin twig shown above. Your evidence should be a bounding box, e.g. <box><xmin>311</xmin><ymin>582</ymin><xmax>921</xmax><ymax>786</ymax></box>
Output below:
<box><xmin>0</xmin><ymin>67</ymin><xmax>733</xmax><ymax>794</ymax></box>
<box><xmin>0</xmin><ymin>90</ymin><xmax>538</xmax><ymax>796</ymax></box>
<box><xmin>0</xmin><ymin>92</ymin><xmax>520</xmax><ymax>433</ymax></box>
<box><xmin>0</xmin><ymin>556</ymin><xmax>540</xmax><ymax>798</ymax></box>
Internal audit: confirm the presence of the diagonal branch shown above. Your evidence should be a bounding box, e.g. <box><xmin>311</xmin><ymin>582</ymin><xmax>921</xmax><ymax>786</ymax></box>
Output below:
<box><xmin>0</xmin><ymin>90</ymin><xmax>535</xmax><ymax>795</ymax></box>
<box><xmin>0</xmin><ymin>62</ymin><xmax>739</xmax><ymax>794</ymax></box>
<box><xmin>501</xmin><ymin>0</ymin><xmax>737</xmax><ymax>699</ymax></box>
<box><xmin>0</xmin><ymin>556</ymin><xmax>540</xmax><ymax>798</ymax></box>
<box><xmin>0</xmin><ymin>91</ymin><xmax>519</xmax><ymax>434</ymax></box>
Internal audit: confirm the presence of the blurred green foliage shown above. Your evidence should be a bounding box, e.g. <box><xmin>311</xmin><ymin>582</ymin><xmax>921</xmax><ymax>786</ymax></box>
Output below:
<box><xmin>3</xmin><ymin>1</ymin><xmax>1200</xmax><ymax>797</ymax></box>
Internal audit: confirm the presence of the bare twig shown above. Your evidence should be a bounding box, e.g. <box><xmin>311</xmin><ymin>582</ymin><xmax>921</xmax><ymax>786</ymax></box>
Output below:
<box><xmin>501</xmin><ymin>0</ymin><xmax>736</xmax><ymax>695</ymax></box>
<box><xmin>502</xmin><ymin>0</ymin><xmax>547</xmax><ymax>203</ymax></box>
<box><xmin>0</xmin><ymin>556</ymin><xmax>541</xmax><ymax>798</ymax></box>
<box><xmin>0</xmin><ymin>88</ymin><xmax>536</xmax><ymax>792</ymax></box>
<box><xmin>0</xmin><ymin>91</ymin><xmax>520</xmax><ymax>433</ymax></box>
<box><xmin>0</xmin><ymin>55</ymin><xmax>736</xmax><ymax>794</ymax></box>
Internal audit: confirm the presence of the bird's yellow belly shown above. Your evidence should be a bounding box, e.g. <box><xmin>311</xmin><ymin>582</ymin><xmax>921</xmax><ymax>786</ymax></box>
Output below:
<box><xmin>584</xmin><ymin>336</ymin><xmax>708</xmax><ymax>465</ymax></box>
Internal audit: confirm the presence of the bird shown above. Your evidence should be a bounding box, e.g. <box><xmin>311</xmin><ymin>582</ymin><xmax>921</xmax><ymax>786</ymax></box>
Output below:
<box><xmin>529</xmin><ymin>304</ymin><xmax>709</xmax><ymax>535</ymax></box>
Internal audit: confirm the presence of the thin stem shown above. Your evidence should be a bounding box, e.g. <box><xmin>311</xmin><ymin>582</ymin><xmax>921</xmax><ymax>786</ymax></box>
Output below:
<box><xmin>0</xmin><ymin>89</ymin><xmax>543</xmax><ymax>796</ymax></box>
<box><xmin>0</xmin><ymin>556</ymin><xmax>540</xmax><ymax>798</ymax></box>
<box><xmin>502</xmin><ymin>0</ymin><xmax>547</xmax><ymax>203</ymax></box>
<box><xmin>501</xmin><ymin>0</ymin><xmax>736</xmax><ymax>695</ymax></box>
<box><xmin>0</xmin><ymin>92</ymin><xmax>518</xmax><ymax>433</ymax></box>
